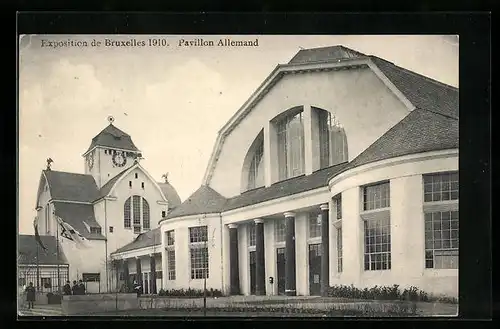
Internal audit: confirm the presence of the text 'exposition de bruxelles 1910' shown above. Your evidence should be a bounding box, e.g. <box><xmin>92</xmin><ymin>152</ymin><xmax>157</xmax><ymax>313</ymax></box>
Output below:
<box><xmin>39</xmin><ymin>38</ymin><xmax>260</xmax><ymax>49</ymax></box>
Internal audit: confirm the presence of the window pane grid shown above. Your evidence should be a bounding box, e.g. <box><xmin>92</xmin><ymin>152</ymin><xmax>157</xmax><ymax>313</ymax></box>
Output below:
<box><xmin>274</xmin><ymin>219</ymin><xmax>286</xmax><ymax>242</ymax></box>
<box><xmin>167</xmin><ymin>250</ymin><xmax>176</xmax><ymax>280</ymax></box>
<box><xmin>318</xmin><ymin>110</ymin><xmax>348</xmax><ymax>169</ymax></box>
<box><xmin>277</xmin><ymin>111</ymin><xmax>305</xmax><ymax>180</ymax></box>
<box><xmin>423</xmin><ymin>172</ymin><xmax>459</xmax><ymax>202</ymax></box>
<box><xmin>167</xmin><ymin>230</ymin><xmax>175</xmax><ymax>246</ymax></box>
<box><xmin>363</xmin><ymin>216</ymin><xmax>391</xmax><ymax>271</ymax></box>
<box><xmin>248</xmin><ymin>224</ymin><xmax>256</xmax><ymax>247</ymax></box>
<box><xmin>425</xmin><ymin>211</ymin><xmax>459</xmax><ymax>269</ymax></box>
<box><xmin>190</xmin><ymin>247</ymin><xmax>209</xmax><ymax>279</ymax></box>
<box><xmin>363</xmin><ymin>182</ymin><xmax>390</xmax><ymax>211</ymax></box>
<box><xmin>309</xmin><ymin>213</ymin><xmax>321</xmax><ymax>238</ymax></box>
<box><xmin>142</xmin><ymin>199</ymin><xmax>150</xmax><ymax>229</ymax></box>
<box><xmin>248</xmin><ymin>140</ymin><xmax>264</xmax><ymax>190</ymax></box>
<box><xmin>337</xmin><ymin>226</ymin><xmax>343</xmax><ymax>273</ymax></box>
<box><xmin>133</xmin><ymin>196</ymin><xmax>141</xmax><ymax>226</ymax></box>
<box><xmin>124</xmin><ymin>198</ymin><xmax>131</xmax><ymax>228</ymax></box>
<box><xmin>189</xmin><ymin>226</ymin><xmax>208</xmax><ymax>243</ymax></box>
<box><xmin>334</xmin><ymin>194</ymin><xmax>342</xmax><ymax>220</ymax></box>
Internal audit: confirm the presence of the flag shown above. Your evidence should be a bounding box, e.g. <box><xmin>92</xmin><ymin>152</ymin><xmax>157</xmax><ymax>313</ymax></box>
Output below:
<box><xmin>55</xmin><ymin>215</ymin><xmax>91</xmax><ymax>249</ymax></box>
<box><xmin>33</xmin><ymin>217</ymin><xmax>47</xmax><ymax>251</ymax></box>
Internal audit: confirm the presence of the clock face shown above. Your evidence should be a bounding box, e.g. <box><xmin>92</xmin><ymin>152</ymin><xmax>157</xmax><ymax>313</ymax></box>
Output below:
<box><xmin>112</xmin><ymin>151</ymin><xmax>127</xmax><ymax>167</ymax></box>
<box><xmin>87</xmin><ymin>152</ymin><xmax>94</xmax><ymax>170</ymax></box>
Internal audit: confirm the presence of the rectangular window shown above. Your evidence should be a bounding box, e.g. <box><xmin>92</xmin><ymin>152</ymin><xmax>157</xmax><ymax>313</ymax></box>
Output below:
<box><xmin>166</xmin><ymin>230</ymin><xmax>175</xmax><ymax>246</ymax></box>
<box><xmin>162</xmin><ymin>211</ymin><xmax>166</xmax><ymax>218</ymax></box>
<box><xmin>142</xmin><ymin>200</ymin><xmax>150</xmax><ymax>230</ymax></box>
<box><xmin>274</xmin><ymin>218</ymin><xmax>286</xmax><ymax>243</ymax></box>
<box><xmin>425</xmin><ymin>211</ymin><xmax>459</xmax><ymax>269</ymax></box>
<box><xmin>309</xmin><ymin>213</ymin><xmax>321</xmax><ymax>238</ymax></box>
<box><xmin>364</xmin><ymin>216</ymin><xmax>391</xmax><ymax>271</ymax></box>
<box><xmin>82</xmin><ymin>273</ymin><xmax>101</xmax><ymax>282</ymax></box>
<box><xmin>129</xmin><ymin>181</ymin><xmax>132</xmax><ymax>188</ymax></box>
<box><xmin>190</xmin><ymin>246</ymin><xmax>209</xmax><ymax>279</ymax></box>
<box><xmin>109</xmin><ymin>226</ymin><xmax>114</xmax><ymax>233</ymax></box>
<box><xmin>248</xmin><ymin>224</ymin><xmax>256</xmax><ymax>247</ymax></box>
<box><xmin>90</xmin><ymin>227</ymin><xmax>101</xmax><ymax>235</ymax></box>
<box><xmin>135</xmin><ymin>173</ymin><xmax>138</xmax><ymax>179</ymax></box>
<box><xmin>189</xmin><ymin>226</ymin><xmax>208</xmax><ymax>243</ymax></box>
<box><xmin>277</xmin><ymin>110</ymin><xmax>305</xmax><ymax>180</ymax></box>
<box><xmin>133</xmin><ymin>195</ymin><xmax>141</xmax><ymax>227</ymax></box>
<box><xmin>248</xmin><ymin>138</ymin><xmax>265</xmax><ymax>190</ymax></box>
<box><xmin>423</xmin><ymin>172</ymin><xmax>459</xmax><ymax>202</ymax></box>
<box><xmin>337</xmin><ymin>226</ymin><xmax>343</xmax><ymax>273</ymax></box>
<box><xmin>167</xmin><ymin>249</ymin><xmax>176</xmax><ymax>280</ymax></box>
<box><xmin>334</xmin><ymin>194</ymin><xmax>342</xmax><ymax>220</ymax></box>
<box><xmin>124</xmin><ymin>198</ymin><xmax>131</xmax><ymax>229</ymax></box>
<box><xmin>363</xmin><ymin>182</ymin><xmax>390</xmax><ymax>211</ymax></box>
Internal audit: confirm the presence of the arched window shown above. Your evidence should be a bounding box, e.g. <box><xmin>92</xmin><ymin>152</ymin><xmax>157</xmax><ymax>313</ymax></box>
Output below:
<box><xmin>124</xmin><ymin>196</ymin><xmax>151</xmax><ymax>233</ymax></box>
<box><xmin>124</xmin><ymin>198</ymin><xmax>131</xmax><ymax>228</ymax></box>
<box><xmin>275</xmin><ymin>107</ymin><xmax>305</xmax><ymax>180</ymax></box>
<box><xmin>316</xmin><ymin>108</ymin><xmax>348</xmax><ymax>168</ymax></box>
<box><xmin>242</xmin><ymin>130</ymin><xmax>265</xmax><ymax>191</ymax></box>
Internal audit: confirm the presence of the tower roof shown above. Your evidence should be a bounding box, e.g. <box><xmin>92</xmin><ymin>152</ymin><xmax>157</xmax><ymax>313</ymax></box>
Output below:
<box><xmin>84</xmin><ymin>123</ymin><xmax>139</xmax><ymax>155</ymax></box>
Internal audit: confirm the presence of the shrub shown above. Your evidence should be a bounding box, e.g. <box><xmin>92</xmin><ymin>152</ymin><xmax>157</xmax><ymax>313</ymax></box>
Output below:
<box><xmin>158</xmin><ymin>288</ymin><xmax>223</xmax><ymax>298</ymax></box>
<box><xmin>327</xmin><ymin>284</ymin><xmax>456</xmax><ymax>304</ymax></box>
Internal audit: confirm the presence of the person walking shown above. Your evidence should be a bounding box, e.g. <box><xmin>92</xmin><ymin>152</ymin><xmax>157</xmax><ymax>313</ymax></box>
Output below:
<box><xmin>25</xmin><ymin>282</ymin><xmax>36</xmax><ymax>309</ymax></box>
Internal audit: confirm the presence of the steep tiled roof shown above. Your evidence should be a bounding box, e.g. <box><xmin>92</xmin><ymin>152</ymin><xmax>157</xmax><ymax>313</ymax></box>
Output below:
<box><xmin>343</xmin><ymin>108</ymin><xmax>458</xmax><ymax>172</ymax></box>
<box><xmin>165</xmin><ymin>185</ymin><xmax>227</xmax><ymax>219</ymax></box>
<box><xmin>288</xmin><ymin>45</ymin><xmax>366</xmax><ymax>64</ymax></box>
<box><xmin>52</xmin><ymin>202</ymin><xmax>105</xmax><ymax>240</ymax></box>
<box><xmin>18</xmin><ymin>234</ymin><xmax>68</xmax><ymax>265</ymax></box>
<box><xmin>370</xmin><ymin>57</ymin><xmax>459</xmax><ymax>119</ymax></box>
<box><xmin>44</xmin><ymin>170</ymin><xmax>99</xmax><ymax>203</ymax></box>
<box><xmin>111</xmin><ymin>228</ymin><xmax>161</xmax><ymax>254</ymax></box>
<box><xmin>158</xmin><ymin>182</ymin><xmax>182</xmax><ymax>209</ymax></box>
<box><xmin>223</xmin><ymin>163</ymin><xmax>348</xmax><ymax>212</ymax></box>
<box><xmin>84</xmin><ymin>124</ymin><xmax>139</xmax><ymax>154</ymax></box>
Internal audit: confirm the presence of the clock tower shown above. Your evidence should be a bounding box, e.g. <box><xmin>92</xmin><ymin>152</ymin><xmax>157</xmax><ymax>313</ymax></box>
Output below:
<box><xmin>83</xmin><ymin>116</ymin><xmax>142</xmax><ymax>188</ymax></box>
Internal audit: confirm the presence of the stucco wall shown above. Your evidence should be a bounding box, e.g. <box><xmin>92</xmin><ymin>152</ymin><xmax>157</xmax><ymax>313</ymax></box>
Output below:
<box><xmin>36</xmin><ymin>180</ymin><xmax>51</xmax><ymax>234</ymax></box>
<box><xmin>209</xmin><ymin>67</ymin><xmax>409</xmax><ymax>198</ymax></box>
<box><xmin>159</xmin><ymin>215</ymin><xmax>224</xmax><ymax>292</ymax></box>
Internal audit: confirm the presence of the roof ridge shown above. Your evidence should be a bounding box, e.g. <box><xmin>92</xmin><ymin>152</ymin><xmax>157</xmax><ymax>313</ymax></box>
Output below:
<box><xmin>415</xmin><ymin>107</ymin><xmax>459</xmax><ymax>120</ymax></box>
<box><xmin>44</xmin><ymin>170</ymin><xmax>93</xmax><ymax>176</ymax></box>
<box><xmin>370</xmin><ymin>56</ymin><xmax>458</xmax><ymax>91</ymax></box>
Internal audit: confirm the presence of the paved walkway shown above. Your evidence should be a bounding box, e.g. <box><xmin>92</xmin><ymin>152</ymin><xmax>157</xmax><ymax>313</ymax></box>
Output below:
<box><xmin>18</xmin><ymin>304</ymin><xmax>64</xmax><ymax>317</ymax></box>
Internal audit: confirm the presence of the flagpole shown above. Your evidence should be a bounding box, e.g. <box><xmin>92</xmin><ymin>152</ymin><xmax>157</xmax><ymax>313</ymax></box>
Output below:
<box><xmin>56</xmin><ymin>214</ymin><xmax>61</xmax><ymax>294</ymax></box>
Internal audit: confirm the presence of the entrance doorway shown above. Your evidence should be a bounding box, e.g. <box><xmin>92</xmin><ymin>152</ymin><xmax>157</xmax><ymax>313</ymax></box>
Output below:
<box><xmin>309</xmin><ymin>243</ymin><xmax>322</xmax><ymax>296</ymax></box>
<box><xmin>276</xmin><ymin>248</ymin><xmax>286</xmax><ymax>295</ymax></box>
<box><xmin>143</xmin><ymin>272</ymin><xmax>149</xmax><ymax>295</ymax></box>
<box><xmin>249</xmin><ymin>251</ymin><xmax>256</xmax><ymax>295</ymax></box>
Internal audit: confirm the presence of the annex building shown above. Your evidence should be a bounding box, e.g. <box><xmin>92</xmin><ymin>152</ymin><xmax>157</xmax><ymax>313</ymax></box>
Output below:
<box><xmin>158</xmin><ymin>45</ymin><xmax>459</xmax><ymax>297</ymax></box>
<box><xmin>24</xmin><ymin>120</ymin><xmax>182</xmax><ymax>294</ymax></box>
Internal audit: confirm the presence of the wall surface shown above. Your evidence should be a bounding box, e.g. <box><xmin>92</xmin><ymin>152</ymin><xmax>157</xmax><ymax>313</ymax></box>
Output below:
<box><xmin>61</xmin><ymin>293</ymin><xmax>139</xmax><ymax>315</ymax></box>
<box><xmin>209</xmin><ymin>67</ymin><xmax>409</xmax><ymax>198</ymax></box>
<box><xmin>160</xmin><ymin>215</ymin><xmax>224</xmax><ymax>292</ymax></box>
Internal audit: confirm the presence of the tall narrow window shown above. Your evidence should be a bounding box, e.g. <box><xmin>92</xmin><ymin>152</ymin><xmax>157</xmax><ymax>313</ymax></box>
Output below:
<box><xmin>309</xmin><ymin>212</ymin><xmax>321</xmax><ymax>238</ymax></box>
<box><xmin>274</xmin><ymin>218</ymin><xmax>286</xmax><ymax>243</ymax></box>
<box><xmin>248</xmin><ymin>139</ymin><xmax>264</xmax><ymax>190</ymax></box>
<box><xmin>133</xmin><ymin>196</ymin><xmax>141</xmax><ymax>228</ymax></box>
<box><xmin>276</xmin><ymin>109</ymin><xmax>305</xmax><ymax>180</ymax></box>
<box><xmin>333</xmin><ymin>193</ymin><xmax>343</xmax><ymax>273</ymax></box>
<box><xmin>248</xmin><ymin>224</ymin><xmax>256</xmax><ymax>247</ymax></box>
<box><xmin>334</xmin><ymin>194</ymin><xmax>342</xmax><ymax>220</ymax></box>
<box><xmin>317</xmin><ymin>109</ymin><xmax>348</xmax><ymax>169</ymax></box>
<box><xmin>189</xmin><ymin>226</ymin><xmax>209</xmax><ymax>279</ymax></box>
<box><xmin>166</xmin><ymin>230</ymin><xmax>176</xmax><ymax>280</ymax></box>
<box><xmin>423</xmin><ymin>172</ymin><xmax>459</xmax><ymax>269</ymax></box>
<box><xmin>362</xmin><ymin>182</ymin><xmax>391</xmax><ymax>271</ymax></box>
<box><xmin>142</xmin><ymin>199</ymin><xmax>150</xmax><ymax>230</ymax></box>
<box><xmin>337</xmin><ymin>227</ymin><xmax>343</xmax><ymax>273</ymax></box>
<box><xmin>124</xmin><ymin>198</ymin><xmax>131</xmax><ymax>228</ymax></box>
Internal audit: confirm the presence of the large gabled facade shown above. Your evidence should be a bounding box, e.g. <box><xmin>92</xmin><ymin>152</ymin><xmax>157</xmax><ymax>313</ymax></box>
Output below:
<box><xmin>158</xmin><ymin>45</ymin><xmax>459</xmax><ymax>298</ymax></box>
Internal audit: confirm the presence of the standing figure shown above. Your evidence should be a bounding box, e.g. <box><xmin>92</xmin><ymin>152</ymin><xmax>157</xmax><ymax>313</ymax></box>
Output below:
<box><xmin>133</xmin><ymin>280</ymin><xmax>142</xmax><ymax>297</ymax></box>
<box><xmin>63</xmin><ymin>281</ymin><xmax>72</xmax><ymax>295</ymax></box>
<box><xmin>71</xmin><ymin>280</ymin><xmax>79</xmax><ymax>295</ymax></box>
<box><xmin>25</xmin><ymin>282</ymin><xmax>36</xmax><ymax>309</ymax></box>
<box><xmin>78</xmin><ymin>280</ymin><xmax>86</xmax><ymax>295</ymax></box>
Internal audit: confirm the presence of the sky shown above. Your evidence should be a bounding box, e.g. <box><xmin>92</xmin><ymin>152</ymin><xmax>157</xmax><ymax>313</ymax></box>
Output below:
<box><xmin>18</xmin><ymin>35</ymin><xmax>459</xmax><ymax>234</ymax></box>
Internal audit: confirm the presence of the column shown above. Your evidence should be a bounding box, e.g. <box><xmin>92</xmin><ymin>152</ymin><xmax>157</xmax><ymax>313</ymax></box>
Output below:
<box><xmin>284</xmin><ymin>212</ymin><xmax>296</xmax><ymax>296</ymax></box>
<box><xmin>136</xmin><ymin>257</ymin><xmax>142</xmax><ymax>293</ymax></box>
<box><xmin>123</xmin><ymin>258</ymin><xmax>130</xmax><ymax>291</ymax></box>
<box><xmin>228</xmin><ymin>224</ymin><xmax>241</xmax><ymax>295</ymax></box>
<box><xmin>320</xmin><ymin>203</ymin><xmax>330</xmax><ymax>296</ymax></box>
<box><xmin>150</xmin><ymin>254</ymin><xmax>157</xmax><ymax>294</ymax></box>
<box><xmin>255</xmin><ymin>218</ymin><xmax>266</xmax><ymax>295</ymax></box>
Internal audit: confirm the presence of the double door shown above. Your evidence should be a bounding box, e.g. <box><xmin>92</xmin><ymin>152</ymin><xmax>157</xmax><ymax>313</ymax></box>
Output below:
<box><xmin>276</xmin><ymin>248</ymin><xmax>286</xmax><ymax>295</ymax></box>
<box><xmin>308</xmin><ymin>244</ymin><xmax>322</xmax><ymax>296</ymax></box>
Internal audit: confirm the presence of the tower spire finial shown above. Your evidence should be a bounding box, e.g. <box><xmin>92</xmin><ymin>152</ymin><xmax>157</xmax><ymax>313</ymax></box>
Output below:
<box><xmin>46</xmin><ymin>158</ymin><xmax>54</xmax><ymax>171</ymax></box>
<box><xmin>162</xmin><ymin>172</ymin><xmax>169</xmax><ymax>183</ymax></box>
<box><xmin>107</xmin><ymin>116</ymin><xmax>115</xmax><ymax>125</ymax></box>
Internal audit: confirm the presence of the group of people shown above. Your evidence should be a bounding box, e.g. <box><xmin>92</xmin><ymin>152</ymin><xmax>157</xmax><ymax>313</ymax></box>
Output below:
<box><xmin>63</xmin><ymin>280</ymin><xmax>86</xmax><ymax>295</ymax></box>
